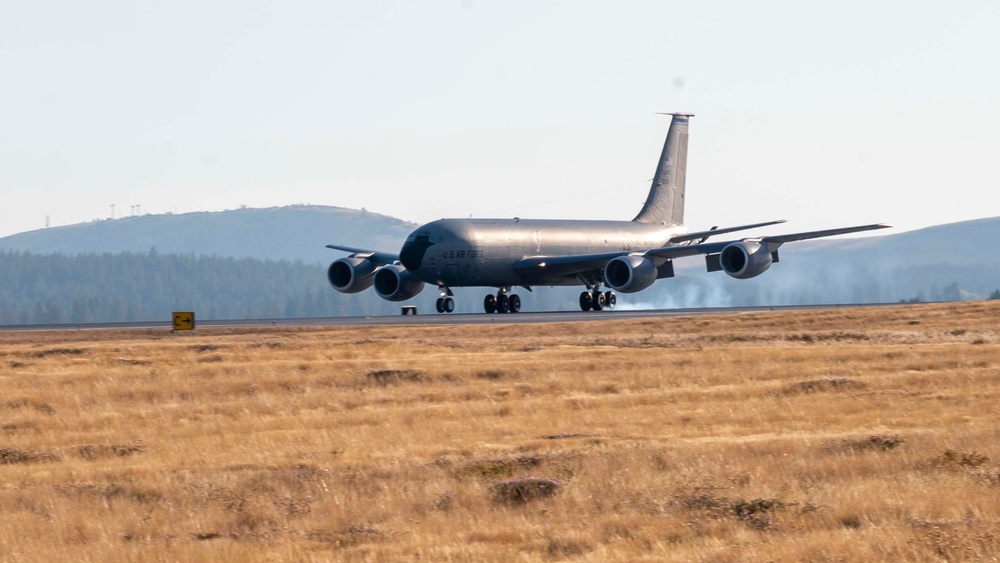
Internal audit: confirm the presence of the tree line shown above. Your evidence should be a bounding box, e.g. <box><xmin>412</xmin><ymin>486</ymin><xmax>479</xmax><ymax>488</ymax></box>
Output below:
<box><xmin>0</xmin><ymin>250</ymin><xmax>411</xmax><ymax>325</ymax></box>
<box><xmin>2</xmin><ymin>250</ymin><xmax>997</xmax><ymax>325</ymax></box>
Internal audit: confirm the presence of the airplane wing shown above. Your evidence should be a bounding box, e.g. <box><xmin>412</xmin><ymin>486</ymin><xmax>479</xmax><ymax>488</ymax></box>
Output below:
<box><xmin>326</xmin><ymin>244</ymin><xmax>400</xmax><ymax>265</ymax></box>
<box><xmin>646</xmin><ymin>223</ymin><xmax>892</xmax><ymax>258</ymax></box>
<box><xmin>668</xmin><ymin>219</ymin><xmax>787</xmax><ymax>244</ymax></box>
<box><xmin>757</xmin><ymin>224</ymin><xmax>893</xmax><ymax>246</ymax></box>
<box><xmin>512</xmin><ymin>223</ymin><xmax>892</xmax><ymax>280</ymax></box>
<box><xmin>513</xmin><ymin>251</ymin><xmax>627</xmax><ymax>278</ymax></box>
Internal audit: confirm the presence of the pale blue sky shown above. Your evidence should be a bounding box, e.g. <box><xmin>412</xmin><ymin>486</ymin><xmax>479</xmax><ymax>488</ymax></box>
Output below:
<box><xmin>2</xmin><ymin>1</ymin><xmax>998</xmax><ymax>239</ymax></box>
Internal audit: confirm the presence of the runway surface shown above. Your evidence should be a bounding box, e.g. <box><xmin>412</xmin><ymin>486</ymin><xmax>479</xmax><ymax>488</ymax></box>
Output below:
<box><xmin>0</xmin><ymin>303</ymin><xmax>903</xmax><ymax>333</ymax></box>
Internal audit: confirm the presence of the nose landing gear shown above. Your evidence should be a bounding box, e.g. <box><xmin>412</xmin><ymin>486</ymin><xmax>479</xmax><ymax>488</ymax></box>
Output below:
<box><xmin>435</xmin><ymin>297</ymin><xmax>455</xmax><ymax>313</ymax></box>
<box><xmin>435</xmin><ymin>287</ymin><xmax>455</xmax><ymax>313</ymax></box>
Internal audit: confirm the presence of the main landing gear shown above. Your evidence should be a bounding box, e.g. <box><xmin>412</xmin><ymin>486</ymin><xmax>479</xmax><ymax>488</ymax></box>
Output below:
<box><xmin>439</xmin><ymin>286</ymin><xmax>613</xmax><ymax>314</ymax></box>
<box><xmin>436</xmin><ymin>286</ymin><xmax>524</xmax><ymax>314</ymax></box>
<box><xmin>580</xmin><ymin>288</ymin><xmax>616</xmax><ymax>312</ymax></box>
<box><xmin>484</xmin><ymin>288</ymin><xmax>521</xmax><ymax>314</ymax></box>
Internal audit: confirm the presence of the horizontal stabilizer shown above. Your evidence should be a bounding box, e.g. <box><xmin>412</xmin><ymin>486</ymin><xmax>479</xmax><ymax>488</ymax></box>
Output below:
<box><xmin>669</xmin><ymin>219</ymin><xmax>788</xmax><ymax>244</ymax></box>
<box><xmin>326</xmin><ymin>244</ymin><xmax>399</xmax><ymax>265</ymax></box>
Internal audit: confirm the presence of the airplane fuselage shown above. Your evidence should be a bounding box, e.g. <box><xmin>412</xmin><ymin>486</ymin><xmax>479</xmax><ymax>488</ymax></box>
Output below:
<box><xmin>400</xmin><ymin>218</ymin><xmax>684</xmax><ymax>288</ymax></box>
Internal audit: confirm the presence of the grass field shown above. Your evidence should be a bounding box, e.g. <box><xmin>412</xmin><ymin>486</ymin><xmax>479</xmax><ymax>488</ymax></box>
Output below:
<box><xmin>1</xmin><ymin>301</ymin><xmax>999</xmax><ymax>562</ymax></box>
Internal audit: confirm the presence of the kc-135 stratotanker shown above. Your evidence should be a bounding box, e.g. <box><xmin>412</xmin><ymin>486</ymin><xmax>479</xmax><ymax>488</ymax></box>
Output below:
<box><xmin>327</xmin><ymin>114</ymin><xmax>890</xmax><ymax>314</ymax></box>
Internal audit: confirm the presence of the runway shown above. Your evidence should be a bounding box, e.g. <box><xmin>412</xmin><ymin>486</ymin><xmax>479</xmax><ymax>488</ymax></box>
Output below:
<box><xmin>0</xmin><ymin>303</ymin><xmax>903</xmax><ymax>333</ymax></box>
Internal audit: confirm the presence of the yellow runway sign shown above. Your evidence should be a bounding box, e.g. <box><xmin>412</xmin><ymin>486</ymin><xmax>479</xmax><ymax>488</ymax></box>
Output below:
<box><xmin>172</xmin><ymin>311</ymin><xmax>195</xmax><ymax>331</ymax></box>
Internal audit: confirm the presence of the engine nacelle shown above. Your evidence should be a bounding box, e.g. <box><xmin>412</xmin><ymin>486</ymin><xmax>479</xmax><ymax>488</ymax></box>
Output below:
<box><xmin>328</xmin><ymin>257</ymin><xmax>377</xmax><ymax>293</ymax></box>
<box><xmin>719</xmin><ymin>241</ymin><xmax>773</xmax><ymax>279</ymax></box>
<box><xmin>373</xmin><ymin>264</ymin><xmax>425</xmax><ymax>301</ymax></box>
<box><xmin>604</xmin><ymin>255</ymin><xmax>658</xmax><ymax>293</ymax></box>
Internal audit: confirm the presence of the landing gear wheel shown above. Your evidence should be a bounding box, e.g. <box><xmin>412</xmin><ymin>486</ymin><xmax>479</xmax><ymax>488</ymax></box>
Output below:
<box><xmin>444</xmin><ymin>297</ymin><xmax>455</xmax><ymax>313</ymax></box>
<box><xmin>592</xmin><ymin>290</ymin><xmax>606</xmax><ymax>311</ymax></box>
<box><xmin>579</xmin><ymin>291</ymin><xmax>593</xmax><ymax>311</ymax></box>
<box><xmin>604</xmin><ymin>291</ymin><xmax>617</xmax><ymax>310</ymax></box>
<box><xmin>508</xmin><ymin>294</ymin><xmax>521</xmax><ymax>313</ymax></box>
<box><xmin>497</xmin><ymin>294</ymin><xmax>510</xmax><ymax>314</ymax></box>
<box><xmin>484</xmin><ymin>294</ymin><xmax>497</xmax><ymax>314</ymax></box>
<box><xmin>435</xmin><ymin>298</ymin><xmax>445</xmax><ymax>313</ymax></box>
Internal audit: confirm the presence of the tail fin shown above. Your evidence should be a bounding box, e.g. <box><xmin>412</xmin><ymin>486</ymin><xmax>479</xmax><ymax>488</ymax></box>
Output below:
<box><xmin>632</xmin><ymin>113</ymin><xmax>692</xmax><ymax>225</ymax></box>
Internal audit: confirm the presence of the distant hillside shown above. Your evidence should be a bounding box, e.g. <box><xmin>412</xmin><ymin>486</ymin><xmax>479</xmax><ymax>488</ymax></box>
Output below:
<box><xmin>650</xmin><ymin>216</ymin><xmax>1000</xmax><ymax>308</ymax></box>
<box><xmin>793</xmin><ymin>216</ymin><xmax>1000</xmax><ymax>267</ymax></box>
<box><xmin>0</xmin><ymin>251</ymin><xmax>433</xmax><ymax>324</ymax></box>
<box><xmin>0</xmin><ymin>206</ymin><xmax>416</xmax><ymax>265</ymax></box>
<box><xmin>0</xmin><ymin>209</ymin><xmax>998</xmax><ymax>323</ymax></box>
<box><xmin>5</xmin><ymin>205</ymin><xmax>997</xmax><ymax>275</ymax></box>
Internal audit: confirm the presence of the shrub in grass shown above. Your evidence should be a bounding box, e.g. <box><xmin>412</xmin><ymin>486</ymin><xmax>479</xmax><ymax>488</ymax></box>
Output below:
<box><xmin>434</xmin><ymin>491</ymin><xmax>455</xmax><ymax>511</ymax></box>
<box><xmin>931</xmin><ymin>449</ymin><xmax>989</xmax><ymax>469</ymax></box>
<box><xmin>366</xmin><ymin>369</ymin><xmax>423</xmax><ymax>386</ymax></box>
<box><xmin>785</xmin><ymin>377</ymin><xmax>866</xmax><ymax>394</ymax></box>
<box><xmin>0</xmin><ymin>448</ymin><xmax>60</xmax><ymax>465</ymax></box>
<box><xmin>675</xmin><ymin>490</ymin><xmax>789</xmax><ymax>530</ymax></box>
<box><xmin>73</xmin><ymin>443</ymin><xmax>146</xmax><ymax>460</ymax></box>
<box><xmin>468</xmin><ymin>455</ymin><xmax>544</xmax><ymax>478</ymax></box>
<box><xmin>490</xmin><ymin>477</ymin><xmax>561</xmax><ymax>505</ymax></box>
<box><xmin>850</xmin><ymin>435</ymin><xmax>905</xmax><ymax>452</ymax></box>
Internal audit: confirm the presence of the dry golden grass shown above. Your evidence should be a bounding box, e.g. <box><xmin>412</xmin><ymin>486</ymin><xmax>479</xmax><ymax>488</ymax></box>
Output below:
<box><xmin>1</xmin><ymin>301</ymin><xmax>999</xmax><ymax>561</ymax></box>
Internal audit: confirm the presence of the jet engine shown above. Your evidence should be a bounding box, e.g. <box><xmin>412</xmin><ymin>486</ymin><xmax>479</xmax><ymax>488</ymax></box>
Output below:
<box><xmin>328</xmin><ymin>257</ymin><xmax>377</xmax><ymax>293</ymax></box>
<box><xmin>373</xmin><ymin>264</ymin><xmax>426</xmax><ymax>301</ymax></box>
<box><xmin>719</xmin><ymin>241</ymin><xmax>772</xmax><ymax>279</ymax></box>
<box><xmin>604</xmin><ymin>255</ymin><xmax>657</xmax><ymax>293</ymax></box>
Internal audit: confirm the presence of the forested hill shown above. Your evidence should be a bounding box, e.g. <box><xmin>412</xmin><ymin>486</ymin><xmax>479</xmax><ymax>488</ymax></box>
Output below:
<box><xmin>0</xmin><ymin>206</ymin><xmax>416</xmax><ymax>265</ymax></box>
<box><xmin>644</xmin><ymin>216</ymin><xmax>1000</xmax><ymax>308</ymax></box>
<box><xmin>1</xmin><ymin>213</ymin><xmax>999</xmax><ymax>324</ymax></box>
<box><xmin>0</xmin><ymin>251</ymin><xmax>426</xmax><ymax>324</ymax></box>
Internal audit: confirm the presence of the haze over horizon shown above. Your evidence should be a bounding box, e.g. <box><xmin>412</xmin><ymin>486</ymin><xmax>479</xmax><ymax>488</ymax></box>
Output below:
<box><xmin>3</xmin><ymin>1</ymin><xmax>998</xmax><ymax>240</ymax></box>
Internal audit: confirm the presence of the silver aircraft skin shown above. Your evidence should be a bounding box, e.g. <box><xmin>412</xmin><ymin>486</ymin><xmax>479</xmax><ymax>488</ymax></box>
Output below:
<box><xmin>327</xmin><ymin>114</ymin><xmax>891</xmax><ymax>314</ymax></box>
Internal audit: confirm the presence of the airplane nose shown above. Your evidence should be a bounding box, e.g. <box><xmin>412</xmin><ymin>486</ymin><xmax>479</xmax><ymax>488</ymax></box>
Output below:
<box><xmin>400</xmin><ymin>235</ymin><xmax>433</xmax><ymax>272</ymax></box>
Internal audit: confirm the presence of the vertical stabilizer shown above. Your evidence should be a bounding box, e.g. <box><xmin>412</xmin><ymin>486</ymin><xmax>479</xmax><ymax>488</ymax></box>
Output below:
<box><xmin>632</xmin><ymin>113</ymin><xmax>692</xmax><ymax>225</ymax></box>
